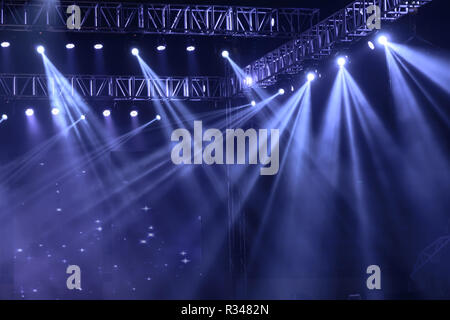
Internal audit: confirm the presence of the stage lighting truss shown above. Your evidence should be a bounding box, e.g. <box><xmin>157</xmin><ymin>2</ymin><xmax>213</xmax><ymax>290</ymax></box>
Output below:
<box><xmin>0</xmin><ymin>74</ymin><xmax>230</xmax><ymax>101</ymax></box>
<box><xmin>237</xmin><ymin>0</ymin><xmax>432</xmax><ymax>90</ymax></box>
<box><xmin>0</xmin><ymin>1</ymin><xmax>319</xmax><ymax>38</ymax></box>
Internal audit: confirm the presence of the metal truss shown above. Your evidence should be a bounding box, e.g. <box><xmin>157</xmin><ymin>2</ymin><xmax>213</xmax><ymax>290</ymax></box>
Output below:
<box><xmin>0</xmin><ymin>1</ymin><xmax>319</xmax><ymax>38</ymax></box>
<box><xmin>240</xmin><ymin>0</ymin><xmax>433</xmax><ymax>88</ymax></box>
<box><xmin>0</xmin><ymin>74</ymin><xmax>228</xmax><ymax>101</ymax></box>
<box><xmin>410</xmin><ymin>235</ymin><xmax>450</xmax><ymax>279</ymax></box>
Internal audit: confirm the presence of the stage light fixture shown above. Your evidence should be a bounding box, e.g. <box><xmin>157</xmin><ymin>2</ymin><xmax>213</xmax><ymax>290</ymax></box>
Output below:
<box><xmin>156</xmin><ymin>114</ymin><xmax>161</xmax><ymax>121</ymax></box>
<box><xmin>221</xmin><ymin>50</ymin><xmax>229</xmax><ymax>58</ymax></box>
<box><xmin>1</xmin><ymin>42</ymin><xmax>10</xmax><ymax>48</ymax></box>
<box><xmin>131</xmin><ymin>48</ymin><xmax>139</xmax><ymax>56</ymax></box>
<box><xmin>251</xmin><ymin>100</ymin><xmax>256</xmax><ymax>107</ymax></box>
<box><xmin>337</xmin><ymin>56</ymin><xmax>347</xmax><ymax>67</ymax></box>
<box><xmin>307</xmin><ymin>72</ymin><xmax>316</xmax><ymax>82</ymax></box>
<box><xmin>80</xmin><ymin>115</ymin><xmax>86</xmax><ymax>120</ymax></box>
<box><xmin>157</xmin><ymin>44</ymin><xmax>166</xmax><ymax>51</ymax></box>
<box><xmin>51</xmin><ymin>108</ymin><xmax>60</xmax><ymax>115</ymax></box>
<box><xmin>25</xmin><ymin>108</ymin><xmax>34</xmax><ymax>117</ymax></box>
<box><xmin>278</xmin><ymin>88</ymin><xmax>285</xmax><ymax>95</ymax></box>
<box><xmin>66</xmin><ymin>43</ymin><xmax>75</xmax><ymax>49</ymax></box>
<box><xmin>130</xmin><ymin>110</ymin><xmax>138</xmax><ymax>118</ymax></box>
<box><xmin>291</xmin><ymin>85</ymin><xmax>295</xmax><ymax>92</ymax></box>
<box><xmin>186</xmin><ymin>38</ymin><xmax>196</xmax><ymax>52</ymax></box>
<box><xmin>36</xmin><ymin>45</ymin><xmax>45</xmax><ymax>54</ymax></box>
<box><xmin>368</xmin><ymin>41</ymin><xmax>375</xmax><ymax>50</ymax></box>
<box><xmin>94</xmin><ymin>44</ymin><xmax>103</xmax><ymax>50</ymax></box>
<box><xmin>103</xmin><ymin>110</ymin><xmax>111</xmax><ymax>117</ymax></box>
<box><xmin>244</xmin><ymin>76</ymin><xmax>253</xmax><ymax>87</ymax></box>
<box><xmin>186</xmin><ymin>45</ymin><xmax>195</xmax><ymax>52</ymax></box>
<box><xmin>378</xmin><ymin>35</ymin><xmax>388</xmax><ymax>46</ymax></box>
<box><xmin>1</xmin><ymin>114</ymin><xmax>7</xmax><ymax>120</ymax></box>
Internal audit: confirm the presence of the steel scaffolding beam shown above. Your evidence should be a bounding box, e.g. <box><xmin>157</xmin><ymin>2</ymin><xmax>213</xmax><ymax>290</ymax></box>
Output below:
<box><xmin>0</xmin><ymin>74</ymin><xmax>229</xmax><ymax>101</ymax></box>
<box><xmin>0</xmin><ymin>1</ymin><xmax>319</xmax><ymax>38</ymax></box>
<box><xmin>410</xmin><ymin>235</ymin><xmax>450</xmax><ymax>279</ymax></box>
<box><xmin>240</xmin><ymin>0</ymin><xmax>432</xmax><ymax>88</ymax></box>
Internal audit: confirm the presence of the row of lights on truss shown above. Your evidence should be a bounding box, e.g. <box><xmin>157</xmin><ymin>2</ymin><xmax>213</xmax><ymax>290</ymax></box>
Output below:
<box><xmin>1</xmin><ymin>109</ymin><xmax>162</xmax><ymax>121</ymax></box>
<box><xmin>1</xmin><ymin>38</ymin><xmax>197</xmax><ymax>52</ymax></box>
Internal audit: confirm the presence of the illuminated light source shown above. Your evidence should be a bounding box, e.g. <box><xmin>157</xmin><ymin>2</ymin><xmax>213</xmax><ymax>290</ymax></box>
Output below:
<box><xmin>36</xmin><ymin>45</ymin><xmax>45</xmax><ymax>54</ymax></box>
<box><xmin>278</xmin><ymin>88</ymin><xmax>285</xmax><ymax>95</ymax></box>
<box><xmin>157</xmin><ymin>44</ymin><xmax>166</xmax><ymax>51</ymax></box>
<box><xmin>250</xmin><ymin>100</ymin><xmax>256</xmax><ymax>107</ymax></box>
<box><xmin>186</xmin><ymin>45</ymin><xmax>195</xmax><ymax>52</ymax></box>
<box><xmin>51</xmin><ymin>108</ymin><xmax>60</xmax><ymax>115</ymax></box>
<box><xmin>80</xmin><ymin>115</ymin><xmax>86</xmax><ymax>120</ymax></box>
<box><xmin>378</xmin><ymin>35</ymin><xmax>388</xmax><ymax>46</ymax></box>
<box><xmin>291</xmin><ymin>85</ymin><xmax>294</xmax><ymax>92</ymax></box>
<box><xmin>337</xmin><ymin>56</ymin><xmax>347</xmax><ymax>67</ymax></box>
<box><xmin>103</xmin><ymin>109</ymin><xmax>111</xmax><ymax>117</ymax></box>
<box><xmin>221</xmin><ymin>50</ymin><xmax>229</xmax><ymax>58</ymax></box>
<box><xmin>156</xmin><ymin>114</ymin><xmax>161</xmax><ymax>121</ymax></box>
<box><xmin>307</xmin><ymin>72</ymin><xmax>316</xmax><ymax>82</ymax></box>
<box><xmin>1</xmin><ymin>42</ymin><xmax>10</xmax><ymax>48</ymax></box>
<box><xmin>131</xmin><ymin>48</ymin><xmax>139</xmax><ymax>56</ymax></box>
<box><xmin>244</xmin><ymin>76</ymin><xmax>253</xmax><ymax>87</ymax></box>
<box><xmin>1</xmin><ymin>114</ymin><xmax>7</xmax><ymax>120</ymax></box>
<box><xmin>66</xmin><ymin>43</ymin><xmax>75</xmax><ymax>49</ymax></box>
<box><xmin>94</xmin><ymin>44</ymin><xmax>103</xmax><ymax>50</ymax></box>
<box><xmin>368</xmin><ymin>41</ymin><xmax>375</xmax><ymax>50</ymax></box>
<box><xmin>130</xmin><ymin>110</ymin><xmax>138</xmax><ymax>118</ymax></box>
<box><xmin>25</xmin><ymin>108</ymin><xmax>34</xmax><ymax>117</ymax></box>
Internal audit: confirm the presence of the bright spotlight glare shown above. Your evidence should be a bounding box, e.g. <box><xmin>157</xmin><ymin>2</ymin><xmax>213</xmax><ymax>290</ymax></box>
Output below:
<box><xmin>244</xmin><ymin>76</ymin><xmax>253</xmax><ymax>87</ymax></box>
<box><xmin>51</xmin><ymin>108</ymin><xmax>60</xmax><ymax>115</ymax></box>
<box><xmin>378</xmin><ymin>35</ymin><xmax>388</xmax><ymax>46</ymax></box>
<box><xmin>278</xmin><ymin>88</ymin><xmax>285</xmax><ymax>95</ymax></box>
<box><xmin>337</xmin><ymin>56</ymin><xmax>346</xmax><ymax>67</ymax></box>
<box><xmin>1</xmin><ymin>42</ymin><xmax>10</xmax><ymax>48</ymax></box>
<box><xmin>186</xmin><ymin>45</ymin><xmax>195</xmax><ymax>52</ymax></box>
<box><xmin>307</xmin><ymin>72</ymin><xmax>316</xmax><ymax>82</ymax></box>
<box><xmin>66</xmin><ymin>43</ymin><xmax>75</xmax><ymax>49</ymax></box>
<box><xmin>25</xmin><ymin>108</ymin><xmax>34</xmax><ymax>117</ymax></box>
<box><xmin>157</xmin><ymin>45</ymin><xmax>166</xmax><ymax>51</ymax></box>
<box><xmin>36</xmin><ymin>45</ymin><xmax>45</xmax><ymax>54</ymax></box>
<box><xmin>221</xmin><ymin>50</ymin><xmax>229</xmax><ymax>58</ymax></box>
<box><xmin>103</xmin><ymin>110</ymin><xmax>111</xmax><ymax>117</ymax></box>
<box><xmin>130</xmin><ymin>110</ymin><xmax>138</xmax><ymax>118</ymax></box>
<box><xmin>250</xmin><ymin>100</ymin><xmax>256</xmax><ymax>107</ymax></box>
<box><xmin>1</xmin><ymin>114</ymin><xmax>7</xmax><ymax>120</ymax></box>
<box><xmin>368</xmin><ymin>41</ymin><xmax>375</xmax><ymax>50</ymax></box>
<box><xmin>94</xmin><ymin>44</ymin><xmax>103</xmax><ymax>50</ymax></box>
<box><xmin>156</xmin><ymin>114</ymin><xmax>161</xmax><ymax>121</ymax></box>
<box><xmin>80</xmin><ymin>115</ymin><xmax>86</xmax><ymax>120</ymax></box>
<box><xmin>131</xmin><ymin>48</ymin><xmax>139</xmax><ymax>56</ymax></box>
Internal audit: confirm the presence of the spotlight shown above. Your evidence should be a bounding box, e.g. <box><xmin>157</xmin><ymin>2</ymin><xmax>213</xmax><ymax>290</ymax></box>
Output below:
<box><xmin>156</xmin><ymin>114</ymin><xmax>161</xmax><ymax>121</ymax></box>
<box><xmin>221</xmin><ymin>50</ymin><xmax>229</xmax><ymax>58</ymax></box>
<box><xmin>337</xmin><ymin>56</ymin><xmax>347</xmax><ymax>67</ymax></box>
<box><xmin>278</xmin><ymin>88</ymin><xmax>285</xmax><ymax>95</ymax></box>
<box><xmin>250</xmin><ymin>100</ymin><xmax>256</xmax><ymax>107</ymax></box>
<box><xmin>103</xmin><ymin>110</ymin><xmax>111</xmax><ymax>117</ymax></box>
<box><xmin>80</xmin><ymin>115</ymin><xmax>86</xmax><ymax>120</ymax></box>
<box><xmin>130</xmin><ymin>110</ymin><xmax>138</xmax><ymax>118</ymax></box>
<box><xmin>378</xmin><ymin>35</ymin><xmax>388</xmax><ymax>46</ymax></box>
<box><xmin>131</xmin><ymin>48</ymin><xmax>139</xmax><ymax>56</ymax></box>
<box><xmin>66</xmin><ymin>43</ymin><xmax>75</xmax><ymax>49</ymax></box>
<box><xmin>1</xmin><ymin>114</ymin><xmax>7</xmax><ymax>120</ymax></box>
<box><xmin>1</xmin><ymin>42</ymin><xmax>10</xmax><ymax>48</ymax></box>
<box><xmin>94</xmin><ymin>44</ymin><xmax>103</xmax><ymax>50</ymax></box>
<box><xmin>186</xmin><ymin>45</ymin><xmax>195</xmax><ymax>52</ymax></box>
<box><xmin>244</xmin><ymin>76</ymin><xmax>253</xmax><ymax>87</ymax></box>
<box><xmin>25</xmin><ymin>108</ymin><xmax>34</xmax><ymax>117</ymax></box>
<box><xmin>368</xmin><ymin>41</ymin><xmax>375</xmax><ymax>50</ymax></box>
<box><xmin>157</xmin><ymin>44</ymin><xmax>166</xmax><ymax>51</ymax></box>
<box><xmin>307</xmin><ymin>72</ymin><xmax>316</xmax><ymax>82</ymax></box>
<box><xmin>36</xmin><ymin>45</ymin><xmax>45</xmax><ymax>54</ymax></box>
<box><xmin>51</xmin><ymin>108</ymin><xmax>60</xmax><ymax>115</ymax></box>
